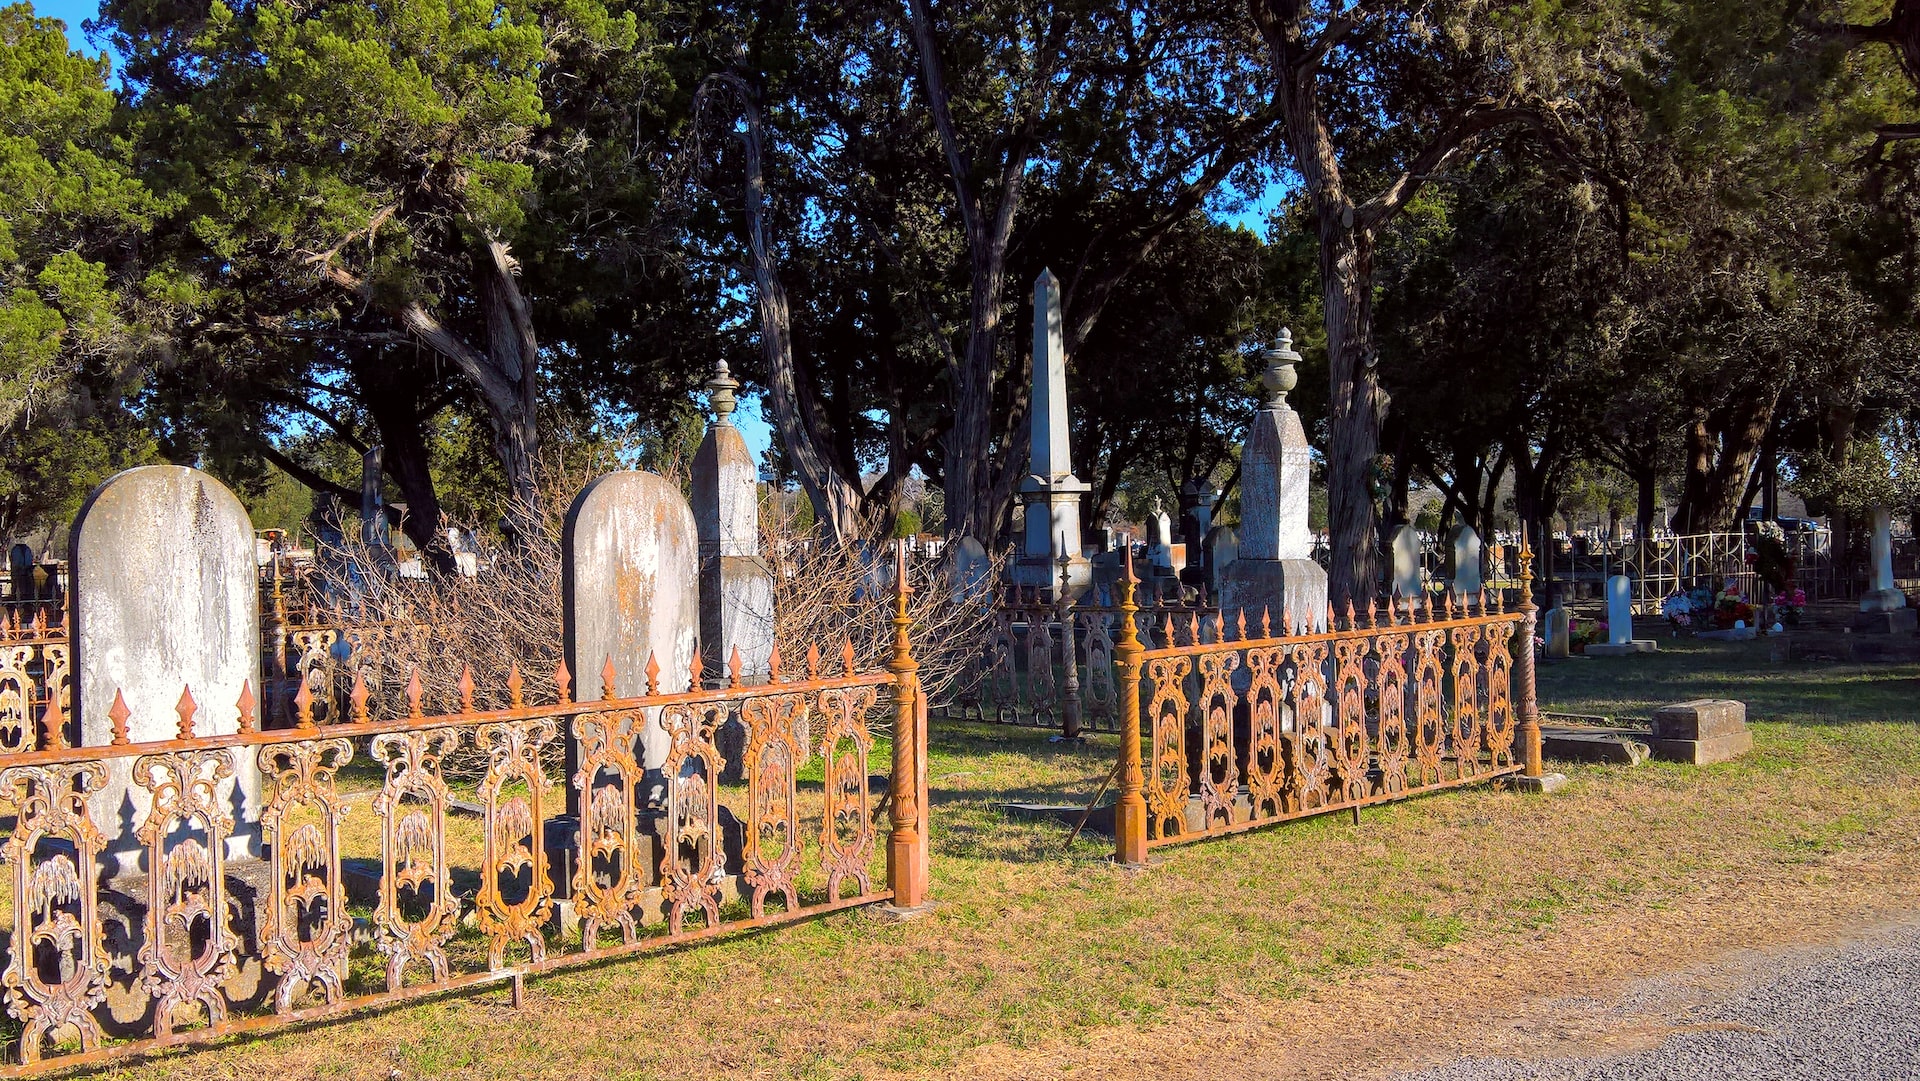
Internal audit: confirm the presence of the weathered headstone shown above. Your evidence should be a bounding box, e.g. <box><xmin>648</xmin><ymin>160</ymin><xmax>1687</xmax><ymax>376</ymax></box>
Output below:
<box><xmin>1448</xmin><ymin>524</ymin><xmax>1483</xmax><ymax>595</ymax></box>
<box><xmin>73</xmin><ymin>465</ymin><xmax>263</xmax><ymax>873</ymax></box>
<box><xmin>1178</xmin><ymin>479</ymin><xmax>1217</xmax><ymax>570</ymax></box>
<box><xmin>1218</xmin><ymin>331</ymin><xmax>1328</xmax><ymax>632</ymax></box>
<box><xmin>950</xmin><ymin>536</ymin><xmax>991</xmax><ymax>604</ymax></box>
<box><xmin>1854</xmin><ymin>505</ymin><xmax>1917</xmax><ymax>633</ymax></box>
<box><xmin>1544</xmin><ymin>606</ymin><xmax>1570</xmax><ymax>659</ymax></box>
<box><xmin>8</xmin><ymin>542</ymin><xmax>33</xmax><ymax>601</ymax></box>
<box><xmin>1390</xmin><ymin>525</ymin><xmax>1421</xmax><ymax>599</ymax></box>
<box><xmin>1203</xmin><ymin>524</ymin><xmax>1239</xmax><ymax>603</ymax></box>
<box><xmin>692</xmin><ymin>361</ymin><xmax>776</xmax><ymax>685</ymax></box>
<box><xmin>563</xmin><ymin>471</ymin><xmax>699</xmax><ymax>788</ymax></box>
<box><xmin>1587</xmin><ymin>574</ymin><xmax>1657</xmax><ymax>655</ymax></box>
<box><xmin>1013</xmin><ymin>269</ymin><xmax>1091</xmax><ymax>595</ymax></box>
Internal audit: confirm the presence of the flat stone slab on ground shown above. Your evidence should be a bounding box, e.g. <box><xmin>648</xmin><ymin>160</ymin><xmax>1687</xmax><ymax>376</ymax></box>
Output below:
<box><xmin>1585</xmin><ymin>640</ymin><xmax>1658</xmax><ymax>656</ymax></box>
<box><xmin>1541</xmin><ymin>727</ymin><xmax>1649</xmax><ymax>765</ymax></box>
<box><xmin>1695</xmin><ymin>626</ymin><xmax>1758</xmax><ymax>642</ymax></box>
<box><xmin>1651</xmin><ymin>699</ymin><xmax>1746</xmax><ymax>741</ymax></box>
<box><xmin>1001</xmin><ymin>802</ymin><xmax>1114</xmax><ymax>835</ymax></box>
<box><xmin>1646</xmin><ymin>730</ymin><xmax>1754</xmax><ymax>765</ymax></box>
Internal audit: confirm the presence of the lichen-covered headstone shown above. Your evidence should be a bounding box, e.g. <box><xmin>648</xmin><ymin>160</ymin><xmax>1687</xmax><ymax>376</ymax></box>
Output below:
<box><xmin>72</xmin><ymin>465</ymin><xmax>263</xmax><ymax>874</ymax></box>
<box><xmin>563</xmin><ymin>471</ymin><xmax>699</xmax><ymax>783</ymax></box>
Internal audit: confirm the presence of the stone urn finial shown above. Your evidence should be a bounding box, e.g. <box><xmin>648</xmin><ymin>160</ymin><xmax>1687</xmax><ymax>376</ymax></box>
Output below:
<box><xmin>1261</xmin><ymin>328</ymin><xmax>1302</xmax><ymax>409</ymax></box>
<box><xmin>707</xmin><ymin>358</ymin><xmax>739</xmax><ymax>423</ymax></box>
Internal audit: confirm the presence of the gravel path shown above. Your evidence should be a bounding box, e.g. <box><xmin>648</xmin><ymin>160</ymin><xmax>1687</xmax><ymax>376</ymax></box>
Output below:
<box><xmin>1394</xmin><ymin>921</ymin><xmax>1920</xmax><ymax>1081</ymax></box>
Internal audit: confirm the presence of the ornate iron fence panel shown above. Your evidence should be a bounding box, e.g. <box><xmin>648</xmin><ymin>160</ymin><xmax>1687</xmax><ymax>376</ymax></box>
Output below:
<box><xmin>1105</xmin><ymin>546</ymin><xmax>1544</xmax><ymax>860</ymax></box>
<box><xmin>0</xmin><ymin>555</ymin><xmax>931</xmax><ymax>1076</ymax></box>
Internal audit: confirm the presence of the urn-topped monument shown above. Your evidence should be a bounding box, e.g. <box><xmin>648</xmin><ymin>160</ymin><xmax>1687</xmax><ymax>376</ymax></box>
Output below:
<box><xmin>1217</xmin><ymin>330</ymin><xmax>1328</xmax><ymax>631</ymax></box>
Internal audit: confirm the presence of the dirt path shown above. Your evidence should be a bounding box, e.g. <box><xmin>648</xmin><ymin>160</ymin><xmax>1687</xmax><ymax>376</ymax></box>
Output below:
<box><xmin>949</xmin><ymin>839</ymin><xmax>1920</xmax><ymax>1081</ymax></box>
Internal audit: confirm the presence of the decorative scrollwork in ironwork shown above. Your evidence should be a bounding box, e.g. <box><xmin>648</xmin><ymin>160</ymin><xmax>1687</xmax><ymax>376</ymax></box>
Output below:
<box><xmin>257</xmin><ymin>738</ymin><xmax>353</xmax><ymax>1012</ymax></box>
<box><xmin>1194</xmin><ymin>652</ymin><xmax>1241</xmax><ymax>827</ymax></box>
<box><xmin>1484</xmin><ymin>619</ymin><xmax>1517</xmax><ymax>768</ymax></box>
<box><xmin>474</xmin><ymin>718</ymin><xmax>557</xmax><ymax>968</ymax></box>
<box><xmin>133</xmin><ymin>748</ymin><xmax>240</xmax><ymax>1037</ymax></box>
<box><xmin>1242</xmin><ymin>646</ymin><xmax>1286</xmax><ymax>818</ymax></box>
<box><xmin>741</xmin><ymin>692</ymin><xmax>808</xmax><ymax>918</ymax></box>
<box><xmin>370</xmin><ymin>728</ymin><xmax>461</xmax><ymax>989</ymax></box>
<box><xmin>572</xmin><ymin>707</ymin><xmax>645</xmax><ymax>947</ymax></box>
<box><xmin>817</xmin><ymin>684</ymin><xmax>877</xmax><ymax>899</ymax></box>
<box><xmin>660</xmin><ymin>702</ymin><xmax>726</xmax><ymax>934</ymax></box>
<box><xmin>0</xmin><ymin>761</ymin><xmax>109</xmax><ymax>1064</ymax></box>
<box><xmin>1143</xmin><ymin>656</ymin><xmax>1192</xmax><ymax>839</ymax></box>
<box><xmin>1449</xmin><ymin>625</ymin><xmax>1485</xmax><ymax>779</ymax></box>
<box><xmin>1409</xmin><ymin>629</ymin><xmax>1448</xmax><ymax>787</ymax></box>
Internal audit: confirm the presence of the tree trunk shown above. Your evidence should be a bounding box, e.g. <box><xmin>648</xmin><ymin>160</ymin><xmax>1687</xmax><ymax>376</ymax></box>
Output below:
<box><xmin>1321</xmin><ymin>224</ymin><xmax>1385</xmax><ymax>607</ymax></box>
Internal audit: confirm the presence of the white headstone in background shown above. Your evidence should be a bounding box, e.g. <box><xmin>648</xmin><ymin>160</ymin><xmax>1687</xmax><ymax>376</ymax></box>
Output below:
<box><xmin>1606</xmin><ymin>574</ymin><xmax>1633</xmax><ymax>645</ymax></box>
<box><xmin>1862</xmin><ymin>506</ymin><xmax>1906</xmax><ymax>611</ymax></box>
<box><xmin>72</xmin><ymin>465</ymin><xmax>263</xmax><ymax>873</ymax></box>
<box><xmin>1390</xmin><ymin>525</ymin><xmax>1421</xmax><ymax>599</ymax></box>
<box><xmin>1449</xmin><ymin>524</ymin><xmax>1483</xmax><ymax>595</ymax></box>
<box><xmin>1545</xmin><ymin>606</ymin><xmax>1570</xmax><ymax>659</ymax></box>
<box><xmin>1147</xmin><ymin>500</ymin><xmax>1174</xmax><ymax>571</ymax></box>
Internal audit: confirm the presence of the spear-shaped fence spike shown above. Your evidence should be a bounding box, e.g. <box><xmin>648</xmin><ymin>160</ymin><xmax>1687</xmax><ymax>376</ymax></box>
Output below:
<box><xmin>1325</xmin><ymin>601</ymin><xmax>1336</xmax><ymax>632</ymax></box>
<box><xmin>841</xmin><ymin>637</ymin><xmax>857</xmax><ymax>676</ymax></box>
<box><xmin>1237</xmin><ymin>609</ymin><xmax>1248</xmax><ymax>641</ymax></box>
<box><xmin>176</xmin><ymin>686</ymin><xmax>199</xmax><ymax>742</ymax></box>
<box><xmin>601</xmin><ymin>656</ymin><xmax>618</xmax><ymax>702</ymax></box>
<box><xmin>689</xmin><ymin>649</ymin><xmax>704</xmax><ymax>689</ymax></box>
<box><xmin>767</xmin><ymin>644</ymin><xmax>783</xmax><ymax>683</ymax></box>
<box><xmin>645</xmin><ymin>652</ymin><xmax>660</xmax><ymax>697</ymax></box>
<box><xmin>1369</xmin><ymin>596</ymin><xmax>1382</xmax><ymax>627</ymax></box>
<box><xmin>1281</xmin><ymin>601</ymin><xmax>1293</xmax><ymax>637</ymax></box>
<box><xmin>507</xmin><ymin>663</ymin><xmax>524</xmax><ymax>709</ymax></box>
<box><xmin>236</xmin><ymin>680</ymin><xmax>257</xmax><ymax>735</ymax></box>
<box><xmin>1388</xmin><ymin>596</ymin><xmax>1401</xmax><ymax>626</ymax></box>
<box><xmin>42</xmin><ymin>695</ymin><xmax>66</xmax><ymax>751</ymax></box>
<box><xmin>729</xmin><ymin>646</ymin><xmax>744</xmax><ymax>689</ymax></box>
<box><xmin>459</xmin><ymin>665</ymin><xmax>477</xmax><ymax>711</ymax></box>
<box><xmin>294</xmin><ymin>677</ymin><xmax>316</xmax><ymax>730</ymax></box>
<box><xmin>1444</xmin><ymin>592</ymin><xmax>1456</xmax><ymax>621</ymax></box>
<box><xmin>107</xmin><ymin>690</ymin><xmax>129</xmax><ymax>747</ymax></box>
<box><xmin>406</xmin><ymin>668</ymin><xmax>426</xmax><ymax>718</ymax></box>
<box><xmin>351</xmin><ymin>668</ymin><xmax>371</xmax><ymax>724</ymax></box>
<box><xmin>1261</xmin><ymin>605</ymin><xmax>1273</xmax><ymax>639</ymax></box>
<box><xmin>807</xmin><ymin>643</ymin><xmax>821</xmax><ymax>680</ymax></box>
<box><xmin>1345</xmin><ymin>598</ymin><xmax>1357</xmax><ymax>628</ymax></box>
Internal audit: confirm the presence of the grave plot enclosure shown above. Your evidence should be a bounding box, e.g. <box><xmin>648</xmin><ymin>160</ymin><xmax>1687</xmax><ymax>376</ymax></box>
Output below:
<box><xmin>0</xmin><ymin>562</ymin><xmax>929</xmax><ymax>1075</ymax></box>
<box><xmin>1107</xmin><ymin>547</ymin><xmax>1543</xmax><ymax>862</ymax></box>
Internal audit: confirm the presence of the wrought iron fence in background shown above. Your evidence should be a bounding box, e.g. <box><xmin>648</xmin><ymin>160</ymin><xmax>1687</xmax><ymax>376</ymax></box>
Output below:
<box><xmin>1104</xmin><ymin>547</ymin><xmax>1543</xmax><ymax>863</ymax></box>
<box><xmin>0</xmin><ymin>553</ymin><xmax>930</xmax><ymax>1075</ymax></box>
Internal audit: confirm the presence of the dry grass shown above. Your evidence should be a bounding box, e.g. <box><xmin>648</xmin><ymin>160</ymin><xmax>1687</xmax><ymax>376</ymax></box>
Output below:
<box><xmin>63</xmin><ymin>639</ymin><xmax>1920</xmax><ymax>1081</ymax></box>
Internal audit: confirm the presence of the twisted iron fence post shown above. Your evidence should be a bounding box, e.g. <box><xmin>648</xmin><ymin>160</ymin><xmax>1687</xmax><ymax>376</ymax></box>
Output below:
<box><xmin>1113</xmin><ymin>547</ymin><xmax>1149</xmax><ymax>865</ymax></box>
<box><xmin>1515</xmin><ymin>532</ymin><xmax>1544</xmax><ymax>779</ymax></box>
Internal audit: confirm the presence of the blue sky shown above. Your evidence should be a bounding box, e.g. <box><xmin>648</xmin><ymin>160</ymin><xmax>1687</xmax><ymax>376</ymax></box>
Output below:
<box><xmin>36</xmin><ymin>0</ymin><xmax>103</xmax><ymax>52</ymax></box>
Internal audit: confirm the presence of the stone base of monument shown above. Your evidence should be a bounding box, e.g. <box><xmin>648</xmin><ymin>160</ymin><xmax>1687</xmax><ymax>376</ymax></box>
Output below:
<box><xmin>1850</xmin><ymin>607</ymin><xmax>1918</xmax><ymax>634</ymax></box>
<box><xmin>97</xmin><ymin>857</ymin><xmax>276</xmax><ymax>1031</ymax></box>
<box><xmin>1585</xmin><ymin>640</ymin><xmax>1658</xmax><ymax>656</ymax></box>
<box><xmin>1694</xmin><ymin>626</ymin><xmax>1758</xmax><ymax>641</ymax></box>
<box><xmin>1217</xmin><ymin>558</ymin><xmax>1328</xmax><ymax>631</ymax></box>
<box><xmin>1646</xmin><ymin>699</ymin><xmax>1751</xmax><ymax>765</ymax></box>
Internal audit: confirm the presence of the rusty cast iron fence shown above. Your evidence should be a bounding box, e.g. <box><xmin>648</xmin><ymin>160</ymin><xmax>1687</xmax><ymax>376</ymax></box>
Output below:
<box><xmin>0</xmin><ymin>552</ymin><xmax>930</xmax><ymax>1074</ymax></box>
<box><xmin>1107</xmin><ymin>544</ymin><xmax>1545</xmax><ymax>863</ymax></box>
<box><xmin>0</xmin><ymin>612</ymin><xmax>67</xmax><ymax>758</ymax></box>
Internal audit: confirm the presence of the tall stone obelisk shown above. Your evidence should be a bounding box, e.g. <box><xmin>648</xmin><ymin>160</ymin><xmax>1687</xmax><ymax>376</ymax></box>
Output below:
<box><xmin>1219</xmin><ymin>331</ymin><xmax>1328</xmax><ymax>631</ymax></box>
<box><xmin>1015</xmin><ymin>269</ymin><xmax>1091</xmax><ymax>595</ymax></box>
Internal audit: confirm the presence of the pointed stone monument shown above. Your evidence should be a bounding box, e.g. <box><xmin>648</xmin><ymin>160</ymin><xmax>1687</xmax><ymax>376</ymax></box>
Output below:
<box><xmin>1014</xmin><ymin>269</ymin><xmax>1091</xmax><ymax>596</ymax></box>
<box><xmin>692</xmin><ymin>360</ymin><xmax>776</xmax><ymax>684</ymax></box>
<box><xmin>1218</xmin><ymin>331</ymin><xmax>1328</xmax><ymax>632</ymax></box>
